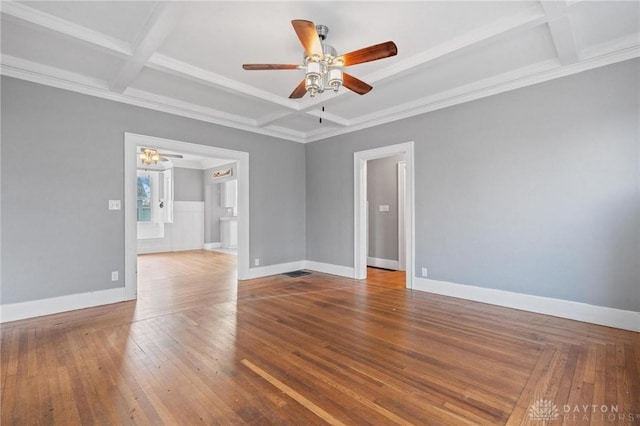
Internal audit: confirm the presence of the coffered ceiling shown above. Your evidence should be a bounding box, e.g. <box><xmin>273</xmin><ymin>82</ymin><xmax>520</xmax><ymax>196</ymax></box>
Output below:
<box><xmin>1</xmin><ymin>1</ymin><xmax>638</xmax><ymax>143</ymax></box>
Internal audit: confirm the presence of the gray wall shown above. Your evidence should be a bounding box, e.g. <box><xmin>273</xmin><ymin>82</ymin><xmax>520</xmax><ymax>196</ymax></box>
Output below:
<box><xmin>306</xmin><ymin>59</ymin><xmax>639</xmax><ymax>311</ymax></box>
<box><xmin>173</xmin><ymin>167</ymin><xmax>204</xmax><ymax>202</ymax></box>
<box><xmin>1</xmin><ymin>76</ymin><xmax>305</xmax><ymax>304</ymax></box>
<box><xmin>367</xmin><ymin>154</ymin><xmax>405</xmax><ymax>262</ymax></box>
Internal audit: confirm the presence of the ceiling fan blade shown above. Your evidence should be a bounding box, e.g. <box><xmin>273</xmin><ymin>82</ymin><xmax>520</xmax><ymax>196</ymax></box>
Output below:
<box><xmin>158</xmin><ymin>153</ymin><xmax>183</xmax><ymax>159</ymax></box>
<box><xmin>343</xmin><ymin>73</ymin><xmax>373</xmax><ymax>95</ymax></box>
<box><xmin>336</xmin><ymin>41</ymin><xmax>398</xmax><ymax>66</ymax></box>
<box><xmin>291</xmin><ymin>19</ymin><xmax>323</xmax><ymax>58</ymax></box>
<box><xmin>243</xmin><ymin>64</ymin><xmax>299</xmax><ymax>70</ymax></box>
<box><xmin>289</xmin><ymin>79</ymin><xmax>307</xmax><ymax>99</ymax></box>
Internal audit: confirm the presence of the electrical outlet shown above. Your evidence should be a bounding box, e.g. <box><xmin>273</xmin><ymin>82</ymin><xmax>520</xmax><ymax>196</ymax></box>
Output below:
<box><xmin>254</xmin><ymin>258</ymin><xmax>260</xmax><ymax>266</ymax></box>
<box><xmin>111</xmin><ymin>271</ymin><xmax>119</xmax><ymax>281</ymax></box>
<box><xmin>421</xmin><ymin>267</ymin><xmax>428</xmax><ymax>277</ymax></box>
<box><xmin>108</xmin><ymin>200</ymin><xmax>121</xmax><ymax>210</ymax></box>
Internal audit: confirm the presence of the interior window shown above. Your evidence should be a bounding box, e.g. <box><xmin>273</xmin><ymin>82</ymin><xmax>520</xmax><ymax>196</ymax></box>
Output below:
<box><xmin>137</xmin><ymin>176</ymin><xmax>152</xmax><ymax>222</ymax></box>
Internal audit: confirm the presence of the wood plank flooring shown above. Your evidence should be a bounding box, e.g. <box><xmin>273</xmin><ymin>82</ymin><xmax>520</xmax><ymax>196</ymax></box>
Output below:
<box><xmin>1</xmin><ymin>250</ymin><xmax>638</xmax><ymax>425</ymax></box>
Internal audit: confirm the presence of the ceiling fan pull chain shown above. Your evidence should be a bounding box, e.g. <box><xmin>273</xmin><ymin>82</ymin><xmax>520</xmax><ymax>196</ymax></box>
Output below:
<box><xmin>320</xmin><ymin>106</ymin><xmax>324</xmax><ymax>124</ymax></box>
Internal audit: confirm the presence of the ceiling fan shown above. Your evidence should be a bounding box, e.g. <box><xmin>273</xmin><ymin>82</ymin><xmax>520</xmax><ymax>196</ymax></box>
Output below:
<box><xmin>242</xmin><ymin>20</ymin><xmax>397</xmax><ymax>99</ymax></box>
<box><xmin>138</xmin><ymin>147</ymin><xmax>183</xmax><ymax>165</ymax></box>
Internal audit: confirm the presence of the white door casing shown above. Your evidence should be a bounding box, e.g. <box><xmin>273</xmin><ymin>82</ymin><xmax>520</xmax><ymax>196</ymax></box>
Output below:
<box><xmin>354</xmin><ymin>142</ymin><xmax>414</xmax><ymax>288</ymax></box>
<box><xmin>124</xmin><ymin>132</ymin><xmax>250</xmax><ymax>300</ymax></box>
<box><xmin>398</xmin><ymin>160</ymin><xmax>407</xmax><ymax>271</ymax></box>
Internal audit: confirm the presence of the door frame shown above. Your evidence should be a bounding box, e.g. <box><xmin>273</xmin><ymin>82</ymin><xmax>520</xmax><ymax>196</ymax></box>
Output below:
<box><xmin>354</xmin><ymin>142</ymin><xmax>414</xmax><ymax>288</ymax></box>
<box><xmin>124</xmin><ymin>132</ymin><xmax>250</xmax><ymax>300</ymax></box>
<box><xmin>398</xmin><ymin>160</ymin><xmax>407</xmax><ymax>271</ymax></box>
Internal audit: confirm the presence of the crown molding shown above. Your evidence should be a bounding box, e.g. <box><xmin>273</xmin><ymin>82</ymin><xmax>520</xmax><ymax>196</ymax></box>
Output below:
<box><xmin>260</xmin><ymin>124</ymin><xmax>307</xmax><ymax>141</ymax></box>
<box><xmin>2</xmin><ymin>31</ymin><xmax>638</xmax><ymax>145</ymax></box>
<box><xmin>1</xmin><ymin>54</ymin><xmax>109</xmax><ymax>90</ymax></box>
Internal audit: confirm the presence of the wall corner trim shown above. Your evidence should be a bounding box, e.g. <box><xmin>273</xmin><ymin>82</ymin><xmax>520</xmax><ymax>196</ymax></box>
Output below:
<box><xmin>243</xmin><ymin>260</ymin><xmax>356</xmax><ymax>281</ymax></box>
<box><xmin>245</xmin><ymin>261</ymin><xmax>307</xmax><ymax>280</ymax></box>
<box><xmin>304</xmin><ymin>261</ymin><xmax>356</xmax><ymax>279</ymax></box>
<box><xmin>413</xmin><ymin>277</ymin><xmax>640</xmax><ymax>332</ymax></box>
<box><xmin>0</xmin><ymin>287</ymin><xmax>127</xmax><ymax>324</ymax></box>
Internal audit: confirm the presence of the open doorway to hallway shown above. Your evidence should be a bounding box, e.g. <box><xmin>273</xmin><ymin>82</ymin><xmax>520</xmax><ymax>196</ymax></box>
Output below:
<box><xmin>354</xmin><ymin>142</ymin><xmax>415</xmax><ymax>289</ymax></box>
<box><xmin>366</xmin><ymin>155</ymin><xmax>407</xmax><ymax>288</ymax></box>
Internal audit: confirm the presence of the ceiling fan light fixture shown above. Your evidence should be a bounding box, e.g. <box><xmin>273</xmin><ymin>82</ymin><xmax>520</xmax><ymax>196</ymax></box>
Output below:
<box><xmin>305</xmin><ymin>60</ymin><xmax>323</xmax><ymax>97</ymax></box>
<box><xmin>328</xmin><ymin>67</ymin><xmax>343</xmax><ymax>92</ymax></box>
<box><xmin>140</xmin><ymin>148</ymin><xmax>161</xmax><ymax>165</ymax></box>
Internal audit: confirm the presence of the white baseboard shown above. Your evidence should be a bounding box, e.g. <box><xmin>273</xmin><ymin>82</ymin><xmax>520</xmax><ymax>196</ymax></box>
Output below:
<box><xmin>413</xmin><ymin>277</ymin><xmax>640</xmax><ymax>332</ymax></box>
<box><xmin>246</xmin><ymin>261</ymin><xmax>307</xmax><ymax>280</ymax></box>
<box><xmin>244</xmin><ymin>260</ymin><xmax>356</xmax><ymax>280</ymax></box>
<box><xmin>204</xmin><ymin>242</ymin><xmax>222</xmax><ymax>250</ymax></box>
<box><xmin>5</xmin><ymin>265</ymin><xmax>636</xmax><ymax>332</ymax></box>
<box><xmin>0</xmin><ymin>287</ymin><xmax>127</xmax><ymax>324</ymax></box>
<box><xmin>304</xmin><ymin>261</ymin><xmax>355</xmax><ymax>278</ymax></box>
<box><xmin>137</xmin><ymin>245</ymin><xmax>172</xmax><ymax>254</ymax></box>
<box><xmin>367</xmin><ymin>257</ymin><xmax>400</xmax><ymax>270</ymax></box>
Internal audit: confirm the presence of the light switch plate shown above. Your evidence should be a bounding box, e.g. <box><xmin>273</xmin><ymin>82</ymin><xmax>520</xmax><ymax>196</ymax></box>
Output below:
<box><xmin>379</xmin><ymin>205</ymin><xmax>390</xmax><ymax>212</ymax></box>
<box><xmin>108</xmin><ymin>200</ymin><xmax>121</xmax><ymax>210</ymax></box>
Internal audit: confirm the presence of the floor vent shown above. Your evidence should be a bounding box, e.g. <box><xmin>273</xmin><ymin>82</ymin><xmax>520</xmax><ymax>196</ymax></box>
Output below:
<box><xmin>283</xmin><ymin>270</ymin><xmax>311</xmax><ymax>278</ymax></box>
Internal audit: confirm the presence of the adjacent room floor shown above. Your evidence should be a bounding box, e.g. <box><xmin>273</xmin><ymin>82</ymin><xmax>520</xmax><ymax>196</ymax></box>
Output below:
<box><xmin>1</xmin><ymin>250</ymin><xmax>638</xmax><ymax>424</ymax></box>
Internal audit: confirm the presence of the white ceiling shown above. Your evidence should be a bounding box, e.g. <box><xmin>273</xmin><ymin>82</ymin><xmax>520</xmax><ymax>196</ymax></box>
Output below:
<box><xmin>1</xmin><ymin>1</ymin><xmax>638</xmax><ymax>143</ymax></box>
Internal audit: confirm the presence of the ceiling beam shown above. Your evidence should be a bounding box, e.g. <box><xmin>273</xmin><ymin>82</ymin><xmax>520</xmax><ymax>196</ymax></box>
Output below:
<box><xmin>147</xmin><ymin>53</ymin><xmax>301</xmax><ymax>110</ymax></box>
<box><xmin>304</xmin><ymin>109</ymin><xmax>350</xmax><ymax>127</ymax></box>
<box><xmin>109</xmin><ymin>3</ymin><xmax>184</xmax><ymax>92</ymax></box>
<box><xmin>541</xmin><ymin>1</ymin><xmax>579</xmax><ymax>65</ymax></box>
<box><xmin>255</xmin><ymin>111</ymin><xmax>295</xmax><ymax>128</ymax></box>
<box><xmin>0</xmin><ymin>1</ymin><xmax>131</xmax><ymax>56</ymax></box>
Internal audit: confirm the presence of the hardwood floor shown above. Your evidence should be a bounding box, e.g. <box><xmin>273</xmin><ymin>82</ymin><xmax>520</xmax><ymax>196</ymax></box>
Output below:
<box><xmin>365</xmin><ymin>267</ymin><xmax>406</xmax><ymax>288</ymax></box>
<box><xmin>2</xmin><ymin>250</ymin><xmax>638</xmax><ymax>425</ymax></box>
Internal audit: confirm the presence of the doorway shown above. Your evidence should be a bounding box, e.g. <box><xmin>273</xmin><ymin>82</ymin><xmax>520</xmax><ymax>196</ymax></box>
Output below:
<box><xmin>354</xmin><ymin>142</ymin><xmax>414</xmax><ymax>289</ymax></box>
<box><xmin>124</xmin><ymin>132</ymin><xmax>250</xmax><ymax>300</ymax></box>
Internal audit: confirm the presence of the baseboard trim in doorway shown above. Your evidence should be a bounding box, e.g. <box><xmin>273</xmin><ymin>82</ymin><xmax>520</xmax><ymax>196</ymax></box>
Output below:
<box><xmin>367</xmin><ymin>257</ymin><xmax>400</xmax><ymax>271</ymax></box>
<box><xmin>0</xmin><ymin>287</ymin><xmax>126</xmax><ymax>324</ymax></box>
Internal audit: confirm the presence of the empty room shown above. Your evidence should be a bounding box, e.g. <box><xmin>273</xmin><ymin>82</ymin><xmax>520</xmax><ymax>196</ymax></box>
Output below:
<box><xmin>1</xmin><ymin>1</ymin><xmax>638</xmax><ymax>424</ymax></box>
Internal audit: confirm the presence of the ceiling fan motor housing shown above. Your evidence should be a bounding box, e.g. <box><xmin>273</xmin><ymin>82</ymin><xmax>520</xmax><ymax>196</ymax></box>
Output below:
<box><xmin>316</xmin><ymin>24</ymin><xmax>329</xmax><ymax>40</ymax></box>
